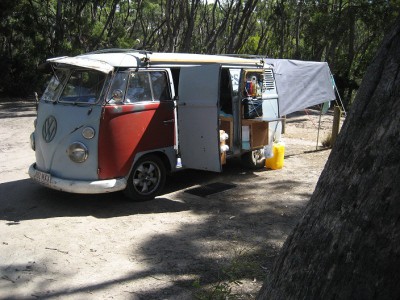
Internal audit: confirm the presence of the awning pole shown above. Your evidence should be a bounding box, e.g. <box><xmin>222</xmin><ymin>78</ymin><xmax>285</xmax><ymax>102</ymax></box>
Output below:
<box><xmin>316</xmin><ymin>105</ymin><xmax>323</xmax><ymax>150</ymax></box>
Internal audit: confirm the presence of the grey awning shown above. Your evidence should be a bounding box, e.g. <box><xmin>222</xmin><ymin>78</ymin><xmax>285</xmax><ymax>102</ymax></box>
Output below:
<box><xmin>265</xmin><ymin>59</ymin><xmax>336</xmax><ymax>115</ymax></box>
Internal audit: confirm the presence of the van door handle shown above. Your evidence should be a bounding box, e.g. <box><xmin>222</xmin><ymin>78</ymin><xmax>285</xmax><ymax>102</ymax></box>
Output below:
<box><xmin>163</xmin><ymin>119</ymin><xmax>174</xmax><ymax>124</ymax></box>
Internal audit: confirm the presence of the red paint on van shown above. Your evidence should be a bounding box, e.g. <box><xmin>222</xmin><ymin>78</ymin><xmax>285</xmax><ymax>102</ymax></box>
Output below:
<box><xmin>98</xmin><ymin>102</ymin><xmax>174</xmax><ymax>179</ymax></box>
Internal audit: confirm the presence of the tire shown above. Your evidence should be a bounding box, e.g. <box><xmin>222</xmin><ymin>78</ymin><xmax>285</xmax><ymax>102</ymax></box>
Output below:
<box><xmin>124</xmin><ymin>154</ymin><xmax>166</xmax><ymax>201</ymax></box>
<box><xmin>241</xmin><ymin>149</ymin><xmax>266</xmax><ymax>169</ymax></box>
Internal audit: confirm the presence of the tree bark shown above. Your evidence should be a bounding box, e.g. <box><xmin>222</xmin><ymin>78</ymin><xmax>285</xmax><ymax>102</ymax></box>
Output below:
<box><xmin>258</xmin><ymin>16</ymin><xmax>400</xmax><ymax>300</ymax></box>
<box><xmin>180</xmin><ymin>0</ymin><xmax>200</xmax><ymax>52</ymax></box>
<box><xmin>232</xmin><ymin>0</ymin><xmax>258</xmax><ymax>53</ymax></box>
<box><xmin>294</xmin><ymin>0</ymin><xmax>303</xmax><ymax>59</ymax></box>
<box><xmin>92</xmin><ymin>0</ymin><xmax>119</xmax><ymax>49</ymax></box>
<box><xmin>205</xmin><ymin>0</ymin><xmax>234</xmax><ymax>54</ymax></box>
<box><xmin>54</xmin><ymin>0</ymin><xmax>63</xmax><ymax>55</ymax></box>
<box><xmin>278</xmin><ymin>0</ymin><xmax>286</xmax><ymax>58</ymax></box>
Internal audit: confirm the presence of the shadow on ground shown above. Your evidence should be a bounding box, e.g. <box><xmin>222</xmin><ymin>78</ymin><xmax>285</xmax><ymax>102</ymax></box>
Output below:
<box><xmin>0</xmin><ymin>160</ymin><xmax>277</xmax><ymax>222</ymax></box>
<box><xmin>1</xmin><ymin>160</ymin><xmax>308</xmax><ymax>299</ymax></box>
<box><xmin>0</xmin><ymin>102</ymin><xmax>315</xmax><ymax>298</ymax></box>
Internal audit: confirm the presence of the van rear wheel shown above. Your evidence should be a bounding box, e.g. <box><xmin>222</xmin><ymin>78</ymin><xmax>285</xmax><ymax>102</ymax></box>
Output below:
<box><xmin>124</xmin><ymin>154</ymin><xmax>166</xmax><ymax>201</ymax></box>
<box><xmin>241</xmin><ymin>149</ymin><xmax>265</xmax><ymax>169</ymax></box>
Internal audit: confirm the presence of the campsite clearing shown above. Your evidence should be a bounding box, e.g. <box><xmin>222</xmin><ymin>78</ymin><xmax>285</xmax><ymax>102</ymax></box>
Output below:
<box><xmin>0</xmin><ymin>101</ymin><xmax>339</xmax><ymax>299</ymax></box>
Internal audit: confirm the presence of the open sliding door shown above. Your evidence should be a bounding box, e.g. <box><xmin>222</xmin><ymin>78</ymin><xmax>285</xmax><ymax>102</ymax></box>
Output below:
<box><xmin>178</xmin><ymin>64</ymin><xmax>222</xmax><ymax>172</ymax></box>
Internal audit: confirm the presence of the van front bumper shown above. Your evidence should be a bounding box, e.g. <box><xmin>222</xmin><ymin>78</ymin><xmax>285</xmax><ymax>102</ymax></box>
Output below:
<box><xmin>29</xmin><ymin>163</ymin><xmax>127</xmax><ymax>194</ymax></box>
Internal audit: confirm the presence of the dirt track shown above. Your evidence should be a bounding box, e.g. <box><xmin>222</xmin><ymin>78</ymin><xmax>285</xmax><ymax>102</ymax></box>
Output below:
<box><xmin>0</xmin><ymin>101</ymin><xmax>335</xmax><ymax>299</ymax></box>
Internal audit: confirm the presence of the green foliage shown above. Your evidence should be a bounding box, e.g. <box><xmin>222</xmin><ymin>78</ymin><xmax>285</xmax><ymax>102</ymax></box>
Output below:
<box><xmin>192</xmin><ymin>247</ymin><xmax>265</xmax><ymax>299</ymax></box>
<box><xmin>239</xmin><ymin>35</ymin><xmax>261</xmax><ymax>54</ymax></box>
<box><xmin>0</xmin><ymin>0</ymin><xmax>398</xmax><ymax>102</ymax></box>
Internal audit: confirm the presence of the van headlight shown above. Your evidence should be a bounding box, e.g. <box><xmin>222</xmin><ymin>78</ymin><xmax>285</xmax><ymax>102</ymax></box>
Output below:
<box><xmin>30</xmin><ymin>132</ymin><xmax>35</xmax><ymax>151</ymax></box>
<box><xmin>68</xmin><ymin>142</ymin><xmax>88</xmax><ymax>163</ymax></box>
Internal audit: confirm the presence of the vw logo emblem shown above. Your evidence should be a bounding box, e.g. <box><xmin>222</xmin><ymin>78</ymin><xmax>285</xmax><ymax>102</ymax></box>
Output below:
<box><xmin>42</xmin><ymin>116</ymin><xmax>57</xmax><ymax>143</ymax></box>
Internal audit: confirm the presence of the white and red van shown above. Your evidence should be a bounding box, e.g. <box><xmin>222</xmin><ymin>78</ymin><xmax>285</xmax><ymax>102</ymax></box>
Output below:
<box><xmin>29</xmin><ymin>49</ymin><xmax>281</xmax><ymax>200</ymax></box>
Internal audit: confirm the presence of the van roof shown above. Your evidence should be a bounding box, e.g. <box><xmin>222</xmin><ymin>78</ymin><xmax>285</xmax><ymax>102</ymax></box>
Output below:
<box><xmin>48</xmin><ymin>49</ymin><xmax>268</xmax><ymax>73</ymax></box>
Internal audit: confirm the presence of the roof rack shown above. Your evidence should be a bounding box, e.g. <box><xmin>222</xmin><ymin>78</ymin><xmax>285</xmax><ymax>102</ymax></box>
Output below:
<box><xmin>81</xmin><ymin>48</ymin><xmax>153</xmax><ymax>55</ymax></box>
<box><xmin>223</xmin><ymin>54</ymin><xmax>267</xmax><ymax>59</ymax></box>
<box><xmin>221</xmin><ymin>54</ymin><xmax>268</xmax><ymax>66</ymax></box>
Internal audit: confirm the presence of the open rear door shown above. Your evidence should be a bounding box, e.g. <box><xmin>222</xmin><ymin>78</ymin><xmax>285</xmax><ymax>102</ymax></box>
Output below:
<box><xmin>178</xmin><ymin>64</ymin><xmax>221</xmax><ymax>172</ymax></box>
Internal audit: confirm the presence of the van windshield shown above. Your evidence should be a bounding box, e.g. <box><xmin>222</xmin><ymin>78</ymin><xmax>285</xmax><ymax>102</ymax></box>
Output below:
<box><xmin>59</xmin><ymin>69</ymin><xmax>107</xmax><ymax>104</ymax></box>
<box><xmin>41</xmin><ymin>69</ymin><xmax>68</xmax><ymax>102</ymax></box>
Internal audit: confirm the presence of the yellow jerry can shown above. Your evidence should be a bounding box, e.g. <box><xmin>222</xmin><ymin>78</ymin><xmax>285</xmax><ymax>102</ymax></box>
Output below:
<box><xmin>265</xmin><ymin>142</ymin><xmax>285</xmax><ymax>170</ymax></box>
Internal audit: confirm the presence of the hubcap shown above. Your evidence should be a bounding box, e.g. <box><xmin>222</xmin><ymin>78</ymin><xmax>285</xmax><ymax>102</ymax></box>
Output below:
<box><xmin>132</xmin><ymin>161</ymin><xmax>160</xmax><ymax>195</ymax></box>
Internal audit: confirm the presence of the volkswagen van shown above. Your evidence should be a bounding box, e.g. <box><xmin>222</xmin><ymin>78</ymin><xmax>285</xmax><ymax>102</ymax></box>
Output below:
<box><xmin>29</xmin><ymin>49</ymin><xmax>281</xmax><ymax>200</ymax></box>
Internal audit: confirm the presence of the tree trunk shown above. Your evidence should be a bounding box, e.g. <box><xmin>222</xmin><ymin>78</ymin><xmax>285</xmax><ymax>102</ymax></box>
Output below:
<box><xmin>258</xmin><ymin>16</ymin><xmax>400</xmax><ymax>300</ymax></box>
<box><xmin>54</xmin><ymin>0</ymin><xmax>63</xmax><ymax>55</ymax></box>
<box><xmin>180</xmin><ymin>0</ymin><xmax>200</xmax><ymax>52</ymax></box>
<box><xmin>232</xmin><ymin>0</ymin><xmax>258</xmax><ymax>53</ymax></box>
<box><xmin>294</xmin><ymin>0</ymin><xmax>303</xmax><ymax>59</ymax></box>
<box><xmin>278</xmin><ymin>0</ymin><xmax>285</xmax><ymax>58</ymax></box>
<box><xmin>92</xmin><ymin>0</ymin><xmax>119</xmax><ymax>49</ymax></box>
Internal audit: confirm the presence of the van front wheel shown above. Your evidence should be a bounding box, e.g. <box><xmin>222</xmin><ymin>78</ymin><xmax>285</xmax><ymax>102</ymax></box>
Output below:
<box><xmin>241</xmin><ymin>149</ymin><xmax>265</xmax><ymax>169</ymax></box>
<box><xmin>124</xmin><ymin>155</ymin><xmax>166</xmax><ymax>201</ymax></box>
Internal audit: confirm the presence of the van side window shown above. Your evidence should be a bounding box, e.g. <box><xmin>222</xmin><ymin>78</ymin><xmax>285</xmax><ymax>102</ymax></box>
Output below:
<box><xmin>126</xmin><ymin>72</ymin><xmax>152</xmax><ymax>103</ymax></box>
<box><xmin>107</xmin><ymin>70</ymin><xmax>170</xmax><ymax>104</ymax></box>
<box><xmin>125</xmin><ymin>71</ymin><xmax>170</xmax><ymax>102</ymax></box>
<box><xmin>107</xmin><ymin>71</ymin><xmax>129</xmax><ymax>103</ymax></box>
<box><xmin>170</xmin><ymin>68</ymin><xmax>180</xmax><ymax>97</ymax></box>
<box><xmin>150</xmin><ymin>71</ymin><xmax>170</xmax><ymax>100</ymax></box>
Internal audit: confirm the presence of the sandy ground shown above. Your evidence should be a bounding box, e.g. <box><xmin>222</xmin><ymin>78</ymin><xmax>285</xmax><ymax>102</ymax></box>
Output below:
<box><xmin>0</xmin><ymin>101</ymin><xmax>339</xmax><ymax>299</ymax></box>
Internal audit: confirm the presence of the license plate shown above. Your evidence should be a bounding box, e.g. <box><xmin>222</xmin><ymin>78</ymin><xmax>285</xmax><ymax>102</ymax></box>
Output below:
<box><xmin>34</xmin><ymin>170</ymin><xmax>51</xmax><ymax>185</ymax></box>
